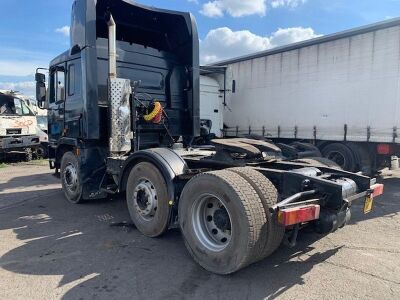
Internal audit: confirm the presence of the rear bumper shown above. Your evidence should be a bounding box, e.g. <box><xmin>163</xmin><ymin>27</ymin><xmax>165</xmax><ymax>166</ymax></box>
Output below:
<box><xmin>275</xmin><ymin>183</ymin><xmax>384</xmax><ymax>227</ymax></box>
<box><xmin>0</xmin><ymin>135</ymin><xmax>40</xmax><ymax>151</ymax></box>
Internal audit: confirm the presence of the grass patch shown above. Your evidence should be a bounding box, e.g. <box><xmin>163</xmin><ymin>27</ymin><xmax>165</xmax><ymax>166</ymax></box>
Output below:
<box><xmin>28</xmin><ymin>159</ymin><xmax>49</xmax><ymax>166</ymax></box>
<box><xmin>0</xmin><ymin>163</ymin><xmax>7</xmax><ymax>168</ymax></box>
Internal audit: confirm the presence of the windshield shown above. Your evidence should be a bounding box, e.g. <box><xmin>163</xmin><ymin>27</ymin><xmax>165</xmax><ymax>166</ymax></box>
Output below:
<box><xmin>0</xmin><ymin>95</ymin><xmax>35</xmax><ymax>116</ymax></box>
<box><xmin>37</xmin><ymin>115</ymin><xmax>48</xmax><ymax>129</ymax></box>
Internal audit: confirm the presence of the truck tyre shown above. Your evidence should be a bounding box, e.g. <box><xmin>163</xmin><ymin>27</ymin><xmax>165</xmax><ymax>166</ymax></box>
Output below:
<box><xmin>35</xmin><ymin>144</ymin><xmax>48</xmax><ymax>159</ymax></box>
<box><xmin>60</xmin><ymin>152</ymin><xmax>84</xmax><ymax>204</ymax></box>
<box><xmin>179</xmin><ymin>170</ymin><xmax>266</xmax><ymax>274</ymax></box>
<box><xmin>24</xmin><ymin>148</ymin><xmax>33</xmax><ymax>162</ymax></box>
<box><xmin>229</xmin><ymin>167</ymin><xmax>285</xmax><ymax>259</ymax></box>
<box><xmin>321</xmin><ymin>143</ymin><xmax>356</xmax><ymax>172</ymax></box>
<box><xmin>126</xmin><ymin>162</ymin><xmax>170</xmax><ymax>238</ymax></box>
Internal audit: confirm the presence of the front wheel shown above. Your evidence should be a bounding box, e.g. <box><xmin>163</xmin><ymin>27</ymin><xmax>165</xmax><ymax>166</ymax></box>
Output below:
<box><xmin>23</xmin><ymin>148</ymin><xmax>33</xmax><ymax>162</ymax></box>
<box><xmin>60</xmin><ymin>152</ymin><xmax>84</xmax><ymax>204</ymax></box>
<box><xmin>35</xmin><ymin>144</ymin><xmax>48</xmax><ymax>159</ymax></box>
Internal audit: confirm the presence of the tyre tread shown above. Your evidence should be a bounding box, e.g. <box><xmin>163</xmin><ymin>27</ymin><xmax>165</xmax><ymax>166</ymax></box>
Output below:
<box><xmin>199</xmin><ymin>170</ymin><xmax>267</xmax><ymax>269</ymax></box>
<box><xmin>229</xmin><ymin>167</ymin><xmax>285</xmax><ymax>259</ymax></box>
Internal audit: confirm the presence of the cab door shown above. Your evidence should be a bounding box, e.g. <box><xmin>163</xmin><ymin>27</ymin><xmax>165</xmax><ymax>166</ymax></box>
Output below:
<box><xmin>64</xmin><ymin>59</ymin><xmax>83</xmax><ymax>138</ymax></box>
<box><xmin>48</xmin><ymin>64</ymin><xmax>66</xmax><ymax>143</ymax></box>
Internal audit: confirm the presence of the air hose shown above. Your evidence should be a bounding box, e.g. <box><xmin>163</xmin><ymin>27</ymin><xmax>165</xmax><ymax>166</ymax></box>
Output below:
<box><xmin>144</xmin><ymin>101</ymin><xmax>163</xmax><ymax>124</ymax></box>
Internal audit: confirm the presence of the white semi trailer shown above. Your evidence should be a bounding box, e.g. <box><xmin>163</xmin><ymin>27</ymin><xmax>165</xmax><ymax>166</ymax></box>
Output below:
<box><xmin>201</xmin><ymin>18</ymin><xmax>400</xmax><ymax>174</ymax></box>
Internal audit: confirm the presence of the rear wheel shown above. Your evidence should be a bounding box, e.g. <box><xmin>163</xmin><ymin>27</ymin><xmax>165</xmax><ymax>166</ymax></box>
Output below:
<box><xmin>228</xmin><ymin>167</ymin><xmax>284</xmax><ymax>259</ymax></box>
<box><xmin>60</xmin><ymin>151</ymin><xmax>84</xmax><ymax>204</ymax></box>
<box><xmin>126</xmin><ymin>162</ymin><xmax>170</xmax><ymax>237</ymax></box>
<box><xmin>321</xmin><ymin>143</ymin><xmax>356</xmax><ymax>172</ymax></box>
<box><xmin>179</xmin><ymin>170</ymin><xmax>266</xmax><ymax>274</ymax></box>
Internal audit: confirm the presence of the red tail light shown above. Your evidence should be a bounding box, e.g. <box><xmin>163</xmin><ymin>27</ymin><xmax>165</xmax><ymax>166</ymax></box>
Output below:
<box><xmin>278</xmin><ymin>204</ymin><xmax>320</xmax><ymax>226</ymax></box>
<box><xmin>377</xmin><ymin>144</ymin><xmax>393</xmax><ymax>155</ymax></box>
<box><xmin>371</xmin><ymin>183</ymin><xmax>384</xmax><ymax>197</ymax></box>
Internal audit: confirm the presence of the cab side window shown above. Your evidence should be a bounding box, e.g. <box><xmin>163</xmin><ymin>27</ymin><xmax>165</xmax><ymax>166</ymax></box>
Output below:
<box><xmin>49</xmin><ymin>68</ymin><xmax>66</xmax><ymax>103</ymax></box>
<box><xmin>68</xmin><ymin>64</ymin><xmax>75</xmax><ymax>96</ymax></box>
<box><xmin>56</xmin><ymin>70</ymin><xmax>65</xmax><ymax>102</ymax></box>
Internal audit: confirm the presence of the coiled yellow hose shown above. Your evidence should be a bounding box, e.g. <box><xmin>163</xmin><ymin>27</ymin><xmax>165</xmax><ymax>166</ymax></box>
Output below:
<box><xmin>144</xmin><ymin>101</ymin><xmax>162</xmax><ymax>123</ymax></box>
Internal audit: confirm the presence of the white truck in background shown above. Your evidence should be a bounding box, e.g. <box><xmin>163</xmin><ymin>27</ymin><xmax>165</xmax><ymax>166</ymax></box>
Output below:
<box><xmin>20</xmin><ymin>95</ymin><xmax>49</xmax><ymax>158</ymax></box>
<box><xmin>200</xmin><ymin>18</ymin><xmax>400</xmax><ymax>174</ymax></box>
<box><xmin>0</xmin><ymin>91</ymin><xmax>40</xmax><ymax>161</ymax></box>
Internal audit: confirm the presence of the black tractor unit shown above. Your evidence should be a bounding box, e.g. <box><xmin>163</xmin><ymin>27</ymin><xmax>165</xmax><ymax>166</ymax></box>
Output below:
<box><xmin>35</xmin><ymin>0</ymin><xmax>383</xmax><ymax>274</ymax></box>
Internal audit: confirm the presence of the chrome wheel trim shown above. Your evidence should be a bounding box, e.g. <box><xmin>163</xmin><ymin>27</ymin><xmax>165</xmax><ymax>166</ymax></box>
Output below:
<box><xmin>64</xmin><ymin>163</ymin><xmax>78</xmax><ymax>193</ymax></box>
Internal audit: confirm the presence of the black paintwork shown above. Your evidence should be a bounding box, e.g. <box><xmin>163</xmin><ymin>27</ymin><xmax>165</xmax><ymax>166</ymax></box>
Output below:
<box><xmin>47</xmin><ymin>0</ymin><xmax>199</xmax><ymax>198</ymax></box>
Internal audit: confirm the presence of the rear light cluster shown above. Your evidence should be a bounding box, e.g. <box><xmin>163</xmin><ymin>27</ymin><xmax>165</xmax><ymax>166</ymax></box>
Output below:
<box><xmin>277</xmin><ymin>184</ymin><xmax>384</xmax><ymax>227</ymax></box>
<box><xmin>376</xmin><ymin>144</ymin><xmax>394</xmax><ymax>155</ymax></box>
<box><xmin>278</xmin><ymin>204</ymin><xmax>320</xmax><ymax>226</ymax></box>
<box><xmin>371</xmin><ymin>183</ymin><xmax>384</xmax><ymax>197</ymax></box>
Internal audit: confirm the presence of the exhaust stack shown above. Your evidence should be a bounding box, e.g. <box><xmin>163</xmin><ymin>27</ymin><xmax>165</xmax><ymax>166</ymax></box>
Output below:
<box><xmin>107</xmin><ymin>15</ymin><xmax>117</xmax><ymax>79</ymax></box>
<box><xmin>107</xmin><ymin>14</ymin><xmax>133</xmax><ymax>156</ymax></box>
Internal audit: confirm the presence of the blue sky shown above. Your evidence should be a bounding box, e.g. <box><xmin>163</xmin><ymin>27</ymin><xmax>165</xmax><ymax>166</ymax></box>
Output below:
<box><xmin>0</xmin><ymin>0</ymin><xmax>399</xmax><ymax>96</ymax></box>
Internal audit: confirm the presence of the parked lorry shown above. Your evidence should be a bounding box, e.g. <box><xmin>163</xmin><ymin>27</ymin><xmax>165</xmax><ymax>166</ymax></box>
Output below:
<box><xmin>0</xmin><ymin>91</ymin><xmax>40</xmax><ymax>161</ymax></box>
<box><xmin>35</xmin><ymin>0</ymin><xmax>383</xmax><ymax>274</ymax></box>
<box><xmin>203</xmin><ymin>18</ymin><xmax>400</xmax><ymax>174</ymax></box>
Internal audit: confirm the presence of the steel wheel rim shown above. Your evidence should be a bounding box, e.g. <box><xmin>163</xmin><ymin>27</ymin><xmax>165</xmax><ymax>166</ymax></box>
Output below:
<box><xmin>191</xmin><ymin>193</ymin><xmax>232</xmax><ymax>252</ymax></box>
<box><xmin>133</xmin><ymin>178</ymin><xmax>158</xmax><ymax>221</ymax></box>
<box><xmin>64</xmin><ymin>163</ymin><xmax>78</xmax><ymax>193</ymax></box>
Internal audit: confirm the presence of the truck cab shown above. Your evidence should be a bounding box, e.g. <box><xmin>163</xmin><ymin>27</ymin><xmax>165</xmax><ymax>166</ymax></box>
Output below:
<box><xmin>0</xmin><ymin>91</ymin><xmax>40</xmax><ymax>160</ymax></box>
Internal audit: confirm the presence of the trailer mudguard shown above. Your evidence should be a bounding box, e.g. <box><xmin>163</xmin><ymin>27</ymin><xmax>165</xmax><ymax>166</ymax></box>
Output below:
<box><xmin>119</xmin><ymin>148</ymin><xmax>188</xmax><ymax>201</ymax></box>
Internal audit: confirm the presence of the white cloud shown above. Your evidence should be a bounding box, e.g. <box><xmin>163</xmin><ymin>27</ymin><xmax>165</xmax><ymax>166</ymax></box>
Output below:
<box><xmin>0</xmin><ymin>81</ymin><xmax>36</xmax><ymax>97</ymax></box>
<box><xmin>200</xmin><ymin>26</ymin><xmax>321</xmax><ymax>64</ymax></box>
<box><xmin>271</xmin><ymin>0</ymin><xmax>307</xmax><ymax>8</ymax></box>
<box><xmin>270</xmin><ymin>27</ymin><xmax>322</xmax><ymax>45</ymax></box>
<box><xmin>201</xmin><ymin>27</ymin><xmax>272</xmax><ymax>63</ymax></box>
<box><xmin>200</xmin><ymin>0</ymin><xmax>308</xmax><ymax>18</ymax></box>
<box><xmin>201</xmin><ymin>1</ymin><xmax>224</xmax><ymax>17</ymax></box>
<box><xmin>201</xmin><ymin>0</ymin><xmax>267</xmax><ymax>18</ymax></box>
<box><xmin>0</xmin><ymin>60</ymin><xmax>41</xmax><ymax>77</ymax></box>
<box><xmin>55</xmin><ymin>25</ymin><xmax>70</xmax><ymax>37</ymax></box>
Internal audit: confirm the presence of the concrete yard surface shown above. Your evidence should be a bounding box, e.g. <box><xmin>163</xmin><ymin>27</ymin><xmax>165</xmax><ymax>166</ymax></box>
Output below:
<box><xmin>0</xmin><ymin>163</ymin><xmax>399</xmax><ymax>300</ymax></box>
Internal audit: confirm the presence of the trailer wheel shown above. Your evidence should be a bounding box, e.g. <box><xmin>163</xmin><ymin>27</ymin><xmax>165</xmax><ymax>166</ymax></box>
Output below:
<box><xmin>24</xmin><ymin>148</ymin><xmax>33</xmax><ymax>162</ymax></box>
<box><xmin>126</xmin><ymin>162</ymin><xmax>169</xmax><ymax>237</ymax></box>
<box><xmin>228</xmin><ymin>167</ymin><xmax>284</xmax><ymax>259</ymax></box>
<box><xmin>179</xmin><ymin>170</ymin><xmax>266</xmax><ymax>274</ymax></box>
<box><xmin>60</xmin><ymin>152</ymin><xmax>84</xmax><ymax>204</ymax></box>
<box><xmin>321</xmin><ymin>143</ymin><xmax>356</xmax><ymax>172</ymax></box>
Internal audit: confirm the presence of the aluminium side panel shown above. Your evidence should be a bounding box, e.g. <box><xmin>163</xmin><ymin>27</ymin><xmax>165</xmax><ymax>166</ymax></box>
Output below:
<box><xmin>223</xmin><ymin>25</ymin><xmax>400</xmax><ymax>143</ymax></box>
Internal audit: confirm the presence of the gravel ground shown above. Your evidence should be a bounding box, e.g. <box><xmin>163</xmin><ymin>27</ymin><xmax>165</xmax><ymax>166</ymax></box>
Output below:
<box><xmin>0</xmin><ymin>163</ymin><xmax>399</xmax><ymax>300</ymax></box>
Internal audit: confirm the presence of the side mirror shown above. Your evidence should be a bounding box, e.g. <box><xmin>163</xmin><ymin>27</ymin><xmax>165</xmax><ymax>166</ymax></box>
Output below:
<box><xmin>35</xmin><ymin>72</ymin><xmax>46</xmax><ymax>109</ymax></box>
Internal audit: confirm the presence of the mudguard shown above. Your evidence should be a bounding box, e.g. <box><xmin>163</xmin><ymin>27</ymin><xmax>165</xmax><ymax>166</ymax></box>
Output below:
<box><xmin>119</xmin><ymin>148</ymin><xmax>188</xmax><ymax>201</ymax></box>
